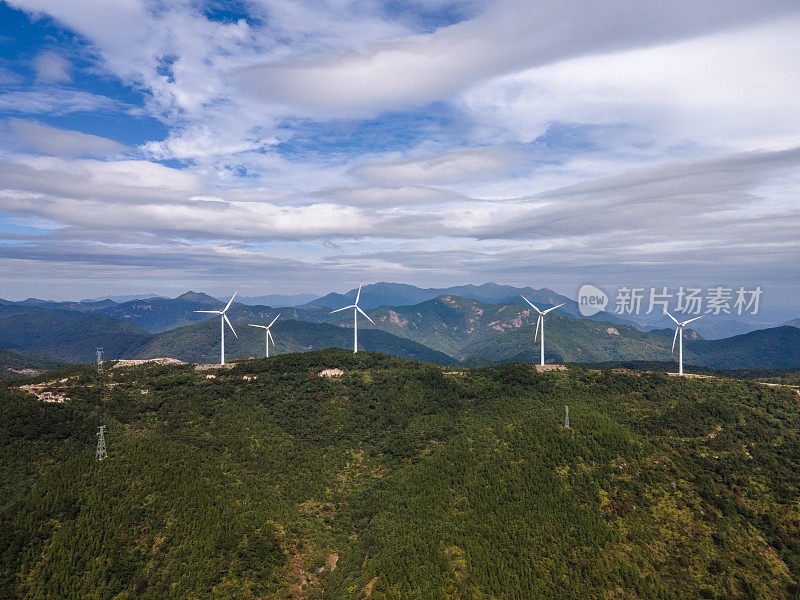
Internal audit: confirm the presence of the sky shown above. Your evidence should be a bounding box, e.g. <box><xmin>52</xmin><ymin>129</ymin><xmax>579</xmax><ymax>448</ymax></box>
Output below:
<box><xmin>0</xmin><ymin>0</ymin><xmax>798</xmax><ymax>319</ymax></box>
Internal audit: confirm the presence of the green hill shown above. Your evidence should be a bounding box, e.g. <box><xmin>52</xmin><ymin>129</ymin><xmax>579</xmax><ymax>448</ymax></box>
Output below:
<box><xmin>0</xmin><ymin>349</ymin><xmax>66</xmax><ymax>380</ymax></box>
<box><xmin>684</xmin><ymin>326</ymin><xmax>800</xmax><ymax>369</ymax></box>
<box><xmin>460</xmin><ymin>312</ymin><xmax>676</xmax><ymax>364</ymax></box>
<box><xmin>0</xmin><ymin>308</ymin><xmax>454</xmax><ymax>366</ymax></box>
<box><xmin>0</xmin><ymin>310</ymin><xmax>152</xmax><ymax>363</ymax></box>
<box><xmin>337</xmin><ymin>294</ymin><xmax>587</xmax><ymax>358</ymax></box>
<box><xmin>2</xmin><ymin>351</ymin><xmax>799</xmax><ymax>598</ymax></box>
<box><xmin>134</xmin><ymin>318</ymin><xmax>456</xmax><ymax>365</ymax></box>
<box><xmin>461</xmin><ymin>316</ymin><xmax>800</xmax><ymax>370</ymax></box>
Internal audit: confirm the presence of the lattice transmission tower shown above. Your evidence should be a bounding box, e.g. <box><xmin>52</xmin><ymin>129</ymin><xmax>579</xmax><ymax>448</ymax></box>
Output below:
<box><xmin>564</xmin><ymin>405</ymin><xmax>570</xmax><ymax>429</ymax></box>
<box><xmin>96</xmin><ymin>425</ymin><xmax>108</xmax><ymax>460</ymax></box>
<box><xmin>96</xmin><ymin>347</ymin><xmax>103</xmax><ymax>374</ymax></box>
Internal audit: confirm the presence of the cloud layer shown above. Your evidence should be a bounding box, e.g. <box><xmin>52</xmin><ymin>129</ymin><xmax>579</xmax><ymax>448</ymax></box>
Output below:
<box><xmin>0</xmin><ymin>0</ymin><xmax>798</xmax><ymax>315</ymax></box>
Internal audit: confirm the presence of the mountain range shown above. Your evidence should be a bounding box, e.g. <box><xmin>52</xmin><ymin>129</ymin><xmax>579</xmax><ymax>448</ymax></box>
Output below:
<box><xmin>1</xmin><ymin>287</ymin><xmax>798</xmax><ymax>370</ymax></box>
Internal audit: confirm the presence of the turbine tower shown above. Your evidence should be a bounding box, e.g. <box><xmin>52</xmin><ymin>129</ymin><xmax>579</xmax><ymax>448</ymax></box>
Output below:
<box><xmin>329</xmin><ymin>281</ymin><xmax>375</xmax><ymax>353</ymax></box>
<box><xmin>248</xmin><ymin>314</ymin><xmax>280</xmax><ymax>358</ymax></box>
<box><xmin>520</xmin><ymin>296</ymin><xmax>566</xmax><ymax>367</ymax></box>
<box><xmin>664</xmin><ymin>309</ymin><xmax>703</xmax><ymax>376</ymax></box>
<box><xmin>194</xmin><ymin>290</ymin><xmax>239</xmax><ymax>365</ymax></box>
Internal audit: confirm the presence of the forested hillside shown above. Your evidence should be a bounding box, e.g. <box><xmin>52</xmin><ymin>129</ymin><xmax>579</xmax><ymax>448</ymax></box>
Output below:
<box><xmin>136</xmin><ymin>318</ymin><xmax>456</xmax><ymax>365</ymax></box>
<box><xmin>2</xmin><ymin>351</ymin><xmax>799</xmax><ymax>599</ymax></box>
<box><xmin>684</xmin><ymin>326</ymin><xmax>800</xmax><ymax>369</ymax></box>
<box><xmin>0</xmin><ymin>349</ymin><xmax>65</xmax><ymax>380</ymax></box>
<box><xmin>0</xmin><ymin>310</ymin><xmax>152</xmax><ymax>363</ymax></box>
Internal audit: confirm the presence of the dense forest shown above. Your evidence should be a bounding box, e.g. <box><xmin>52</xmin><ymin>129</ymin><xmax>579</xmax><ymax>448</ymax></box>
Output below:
<box><xmin>1</xmin><ymin>351</ymin><xmax>799</xmax><ymax>599</ymax></box>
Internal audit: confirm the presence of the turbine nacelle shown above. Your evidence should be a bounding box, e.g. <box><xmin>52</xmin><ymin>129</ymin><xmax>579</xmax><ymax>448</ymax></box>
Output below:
<box><xmin>663</xmin><ymin>309</ymin><xmax>703</xmax><ymax>352</ymax></box>
<box><xmin>194</xmin><ymin>289</ymin><xmax>239</xmax><ymax>339</ymax></box>
<box><xmin>520</xmin><ymin>296</ymin><xmax>566</xmax><ymax>342</ymax></box>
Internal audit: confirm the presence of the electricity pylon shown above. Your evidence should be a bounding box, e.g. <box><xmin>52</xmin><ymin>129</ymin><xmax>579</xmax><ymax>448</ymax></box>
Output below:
<box><xmin>96</xmin><ymin>425</ymin><xmax>107</xmax><ymax>460</ymax></box>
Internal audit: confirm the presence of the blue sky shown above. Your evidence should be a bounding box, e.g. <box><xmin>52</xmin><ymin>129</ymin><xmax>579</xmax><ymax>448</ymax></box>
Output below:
<box><xmin>0</xmin><ymin>0</ymin><xmax>799</xmax><ymax>321</ymax></box>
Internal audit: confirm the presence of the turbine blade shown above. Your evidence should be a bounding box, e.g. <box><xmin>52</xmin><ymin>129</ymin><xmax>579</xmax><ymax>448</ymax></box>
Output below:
<box><xmin>329</xmin><ymin>305</ymin><xmax>355</xmax><ymax>314</ymax></box>
<box><xmin>534</xmin><ymin>315</ymin><xmax>542</xmax><ymax>342</ymax></box>
<box><xmin>267</xmin><ymin>313</ymin><xmax>281</xmax><ymax>328</ymax></box>
<box><xmin>194</xmin><ymin>310</ymin><xmax>221</xmax><ymax>314</ymax></box>
<box><xmin>683</xmin><ymin>315</ymin><xmax>704</xmax><ymax>325</ymax></box>
<box><xmin>663</xmin><ymin>309</ymin><xmax>679</xmax><ymax>325</ymax></box>
<box><xmin>223</xmin><ymin>288</ymin><xmax>238</xmax><ymax>313</ymax></box>
<box><xmin>224</xmin><ymin>313</ymin><xmax>238</xmax><ymax>339</ymax></box>
<box><xmin>248</xmin><ymin>324</ymin><xmax>267</xmax><ymax>329</ymax></box>
<box><xmin>268</xmin><ymin>329</ymin><xmax>276</xmax><ymax>346</ymax></box>
<box><xmin>672</xmin><ymin>326</ymin><xmax>679</xmax><ymax>353</ymax></box>
<box><xmin>357</xmin><ymin>305</ymin><xmax>375</xmax><ymax>325</ymax></box>
<box><xmin>355</xmin><ymin>280</ymin><xmax>363</xmax><ymax>305</ymax></box>
<box><xmin>520</xmin><ymin>294</ymin><xmax>541</xmax><ymax>314</ymax></box>
<box><xmin>543</xmin><ymin>302</ymin><xmax>566</xmax><ymax>314</ymax></box>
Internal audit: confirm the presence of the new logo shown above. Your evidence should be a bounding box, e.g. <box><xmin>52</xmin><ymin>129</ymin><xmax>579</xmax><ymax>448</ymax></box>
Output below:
<box><xmin>578</xmin><ymin>284</ymin><xmax>608</xmax><ymax>317</ymax></box>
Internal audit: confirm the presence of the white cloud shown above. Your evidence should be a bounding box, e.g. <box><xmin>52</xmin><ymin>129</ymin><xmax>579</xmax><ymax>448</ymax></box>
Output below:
<box><xmin>348</xmin><ymin>146</ymin><xmax>526</xmax><ymax>186</ymax></box>
<box><xmin>458</xmin><ymin>18</ymin><xmax>800</xmax><ymax>152</ymax></box>
<box><xmin>0</xmin><ymin>119</ymin><xmax>126</xmax><ymax>158</ymax></box>
<box><xmin>229</xmin><ymin>1</ymin><xmax>800</xmax><ymax>114</ymax></box>
<box><xmin>33</xmin><ymin>50</ymin><xmax>71</xmax><ymax>82</ymax></box>
<box><xmin>1</xmin><ymin>147</ymin><xmax>797</xmax><ymax>250</ymax></box>
<box><xmin>0</xmin><ymin>156</ymin><xmax>202</xmax><ymax>202</ymax></box>
<box><xmin>314</xmin><ymin>184</ymin><xmax>466</xmax><ymax>207</ymax></box>
<box><xmin>0</xmin><ymin>189</ymin><xmax>373</xmax><ymax>240</ymax></box>
<box><xmin>0</xmin><ymin>89</ymin><xmax>129</xmax><ymax>115</ymax></box>
<box><xmin>2</xmin><ymin>0</ymin><xmax>800</xmax><ymax>308</ymax></box>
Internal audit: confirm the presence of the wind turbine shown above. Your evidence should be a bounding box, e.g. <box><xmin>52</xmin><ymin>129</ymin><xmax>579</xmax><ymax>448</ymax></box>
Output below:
<box><xmin>193</xmin><ymin>289</ymin><xmax>238</xmax><ymax>365</ymax></box>
<box><xmin>520</xmin><ymin>296</ymin><xmax>566</xmax><ymax>366</ymax></box>
<box><xmin>248</xmin><ymin>314</ymin><xmax>280</xmax><ymax>358</ymax></box>
<box><xmin>329</xmin><ymin>281</ymin><xmax>375</xmax><ymax>353</ymax></box>
<box><xmin>663</xmin><ymin>309</ymin><xmax>703</xmax><ymax>376</ymax></box>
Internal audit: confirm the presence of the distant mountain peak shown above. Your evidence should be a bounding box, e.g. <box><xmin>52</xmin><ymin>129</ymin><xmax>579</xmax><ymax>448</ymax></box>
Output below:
<box><xmin>783</xmin><ymin>317</ymin><xmax>800</xmax><ymax>328</ymax></box>
<box><xmin>174</xmin><ymin>291</ymin><xmax>220</xmax><ymax>305</ymax></box>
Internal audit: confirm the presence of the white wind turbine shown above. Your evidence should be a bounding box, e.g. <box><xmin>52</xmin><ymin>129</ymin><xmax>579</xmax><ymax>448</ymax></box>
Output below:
<box><xmin>248</xmin><ymin>314</ymin><xmax>280</xmax><ymax>358</ymax></box>
<box><xmin>663</xmin><ymin>309</ymin><xmax>703</xmax><ymax>376</ymax></box>
<box><xmin>329</xmin><ymin>281</ymin><xmax>375</xmax><ymax>353</ymax></box>
<box><xmin>193</xmin><ymin>289</ymin><xmax>238</xmax><ymax>365</ymax></box>
<box><xmin>520</xmin><ymin>296</ymin><xmax>566</xmax><ymax>367</ymax></box>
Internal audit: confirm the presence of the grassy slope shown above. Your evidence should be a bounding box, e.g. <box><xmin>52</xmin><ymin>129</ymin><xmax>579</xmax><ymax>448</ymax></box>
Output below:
<box><xmin>2</xmin><ymin>351</ymin><xmax>799</xmax><ymax>599</ymax></box>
